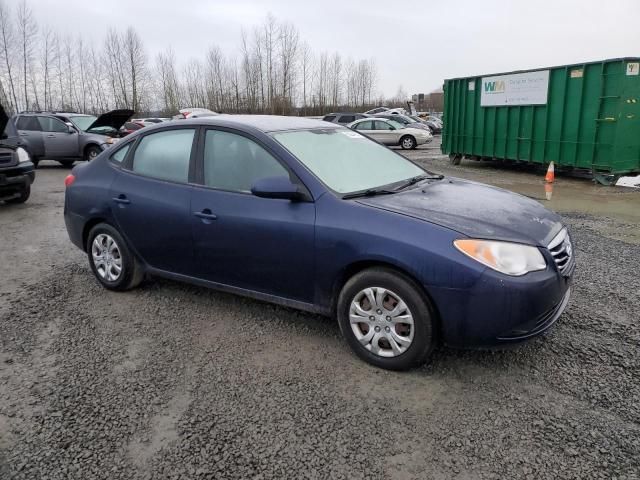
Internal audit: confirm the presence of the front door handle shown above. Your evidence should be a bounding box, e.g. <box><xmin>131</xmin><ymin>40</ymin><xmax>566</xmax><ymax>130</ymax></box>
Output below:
<box><xmin>194</xmin><ymin>209</ymin><xmax>217</xmax><ymax>221</ymax></box>
<box><xmin>112</xmin><ymin>195</ymin><xmax>130</xmax><ymax>205</ymax></box>
<box><xmin>19</xmin><ymin>132</ymin><xmax>28</xmax><ymax>136</ymax></box>
<box><xmin>46</xmin><ymin>134</ymin><xmax>56</xmax><ymax>138</ymax></box>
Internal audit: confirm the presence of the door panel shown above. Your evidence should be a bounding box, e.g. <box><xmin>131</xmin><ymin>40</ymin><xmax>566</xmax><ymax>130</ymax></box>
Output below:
<box><xmin>372</xmin><ymin>120</ymin><xmax>397</xmax><ymax>144</ymax></box>
<box><xmin>37</xmin><ymin>116</ymin><xmax>78</xmax><ymax>158</ymax></box>
<box><xmin>192</xmin><ymin>128</ymin><xmax>316</xmax><ymax>302</ymax></box>
<box><xmin>192</xmin><ymin>189</ymin><xmax>315</xmax><ymax>302</ymax></box>
<box><xmin>110</xmin><ymin>171</ymin><xmax>193</xmax><ymax>273</ymax></box>
<box><xmin>15</xmin><ymin>116</ymin><xmax>45</xmax><ymax>157</ymax></box>
<box><xmin>109</xmin><ymin>128</ymin><xmax>197</xmax><ymax>274</ymax></box>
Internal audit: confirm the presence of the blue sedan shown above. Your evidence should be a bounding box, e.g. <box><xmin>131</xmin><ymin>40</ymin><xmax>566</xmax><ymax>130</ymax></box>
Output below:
<box><xmin>64</xmin><ymin>115</ymin><xmax>573</xmax><ymax>370</ymax></box>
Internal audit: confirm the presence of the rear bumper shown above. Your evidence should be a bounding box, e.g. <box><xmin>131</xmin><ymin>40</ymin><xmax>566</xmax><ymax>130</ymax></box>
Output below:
<box><xmin>64</xmin><ymin>210</ymin><xmax>86</xmax><ymax>251</ymax></box>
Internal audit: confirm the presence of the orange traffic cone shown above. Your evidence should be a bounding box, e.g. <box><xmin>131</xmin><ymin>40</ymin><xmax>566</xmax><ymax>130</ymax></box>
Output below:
<box><xmin>544</xmin><ymin>182</ymin><xmax>553</xmax><ymax>201</ymax></box>
<box><xmin>545</xmin><ymin>161</ymin><xmax>555</xmax><ymax>183</ymax></box>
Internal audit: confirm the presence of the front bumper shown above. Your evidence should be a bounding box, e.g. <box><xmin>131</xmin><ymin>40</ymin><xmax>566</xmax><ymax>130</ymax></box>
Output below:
<box><xmin>431</xmin><ymin>264</ymin><xmax>572</xmax><ymax>348</ymax></box>
<box><xmin>0</xmin><ymin>163</ymin><xmax>35</xmax><ymax>198</ymax></box>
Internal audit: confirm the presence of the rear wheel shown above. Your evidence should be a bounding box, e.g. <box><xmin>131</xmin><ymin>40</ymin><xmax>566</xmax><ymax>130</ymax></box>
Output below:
<box><xmin>84</xmin><ymin>145</ymin><xmax>102</xmax><ymax>161</ymax></box>
<box><xmin>337</xmin><ymin>267</ymin><xmax>436</xmax><ymax>370</ymax></box>
<box><xmin>5</xmin><ymin>185</ymin><xmax>30</xmax><ymax>204</ymax></box>
<box><xmin>87</xmin><ymin>223</ymin><xmax>144</xmax><ymax>291</ymax></box>
<box><xmin>400</xmin><ymin>135</ymin><xmax>417</xmax><ymax>150</ymax></box>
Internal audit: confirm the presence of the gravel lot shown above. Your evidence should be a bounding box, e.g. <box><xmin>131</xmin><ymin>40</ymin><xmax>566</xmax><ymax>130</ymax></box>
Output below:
<box><xmin>1</xmin><ymin>141</ymin><xmax>639</xmax><ymax>479</ymax></box>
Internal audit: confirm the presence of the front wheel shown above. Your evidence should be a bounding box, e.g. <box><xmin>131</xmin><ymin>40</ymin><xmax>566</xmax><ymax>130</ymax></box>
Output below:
<box><xmin>400</xmin><ymin>135</ymin><xmax>417</xmax><ymax>150</ymax></box>
<box><xmin>337</xmin><ymin>267</ymin><xmax>436</xmax><ymax>370</ymax></box>
<box><xmin>87</xmin><ymin>223</ymin><xmax>144</xmax><ymax>291</ymax></box>
<box><xmin>84</xmin><ymin>145</ymin><xmax>102</xmax><ymax>161</ymax></box>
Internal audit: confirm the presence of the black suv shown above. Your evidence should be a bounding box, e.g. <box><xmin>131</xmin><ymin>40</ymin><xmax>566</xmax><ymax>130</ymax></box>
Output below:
<box><xmin>0</xmin><ymin>105</ymin><xmax>35</xmax><ymax>204</ymax></box>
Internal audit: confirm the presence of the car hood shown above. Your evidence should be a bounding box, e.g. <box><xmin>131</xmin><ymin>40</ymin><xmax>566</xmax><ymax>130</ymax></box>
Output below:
<box><xmin>356</xmin><ymin>177</ymin><xmax>563</xmax><ymax>245</ymax></box>
<box><xmin>86</xmin><ymin>109</ymin><xmax>134</xmax><ymax>131</ymax></box>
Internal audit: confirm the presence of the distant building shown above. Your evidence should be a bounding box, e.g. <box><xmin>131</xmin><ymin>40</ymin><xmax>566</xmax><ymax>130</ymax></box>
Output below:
<box><xmin>412</xmin><ymin>89</ymin><xmax>443</xmax><ymax>113</ymax></box>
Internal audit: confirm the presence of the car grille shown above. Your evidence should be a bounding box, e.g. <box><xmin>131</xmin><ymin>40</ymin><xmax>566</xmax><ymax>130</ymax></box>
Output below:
<box><xmin>0</xmin><ymin>152</ymin><xmax>14</xmax><ymax>166</ymax></box>
<box><xmin>548</xmin><ymin>228</ymin><xmax>574</xmax><ymax>277</ymax></box>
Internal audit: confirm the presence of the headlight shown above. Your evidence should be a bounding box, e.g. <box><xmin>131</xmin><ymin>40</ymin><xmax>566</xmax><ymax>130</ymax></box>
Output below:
<box><xmin>105</xmin><ymin>137</ymin><xmax>118</xmax><ymax>145</ymax></box>
<box><xmin>16</xmin><ymin>147</ymin><xmax>31</xmax><ymax>163</ymax></box>
<box><xmin>454</xmin><ymin>239</ymin><xmax>546</xmax><ymax>276</ymax></box>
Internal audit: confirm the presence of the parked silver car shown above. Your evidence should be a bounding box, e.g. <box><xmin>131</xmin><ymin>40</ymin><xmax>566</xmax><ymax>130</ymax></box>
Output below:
<box><xmin>14</xmin><ymin>109</ymin><xmax>133</xmax><ymax>167</ymax></box>
<box><xmin>348</xmin><ymin>118</ymin><xmax>432</xmax><ymax>149</ymax></box>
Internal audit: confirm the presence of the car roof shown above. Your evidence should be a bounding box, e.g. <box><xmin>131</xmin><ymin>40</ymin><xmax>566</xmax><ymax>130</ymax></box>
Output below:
<box><xmin>157</xmin><ymin>115</ymin><xmax>338</xmax><ymax>133</ymax></box>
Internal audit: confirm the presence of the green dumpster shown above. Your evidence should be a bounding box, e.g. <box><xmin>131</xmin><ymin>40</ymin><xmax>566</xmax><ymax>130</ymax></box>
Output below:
<box><xmin>442</xmin><ymin>58</ymin><xmax>640</xmax><ymax>182</ymax></box>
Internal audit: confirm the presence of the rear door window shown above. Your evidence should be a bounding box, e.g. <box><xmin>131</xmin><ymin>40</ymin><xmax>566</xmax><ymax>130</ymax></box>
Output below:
<box><xmin>131</xmin><ymin>129</ymin><xmax>195</xmax><ymax>183</ymax></box>
<box><xmin>323</xmin><ymin>115</ymin><xmax>336</xmax><ymax>122</ymax></box>
<box><xmin>16</xmin><ymin>116</ymin><xmax>41</xmax><ymax>131</ymax></box>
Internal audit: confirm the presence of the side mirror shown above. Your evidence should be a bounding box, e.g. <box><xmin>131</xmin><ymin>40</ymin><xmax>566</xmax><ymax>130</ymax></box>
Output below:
<box><xmin>388</xmin><ymin>126</ymin><xmax>394</xmax><ymax>130</ymax></box>
<box><xmin>65</xmin><ymin>122</ymin><xmax>76</xmax><ymax>134</ymax></box>
<box><xmin>251</xmin><ymin>176</ymin><xmax>303</xmax><ymax>201</ymax></box>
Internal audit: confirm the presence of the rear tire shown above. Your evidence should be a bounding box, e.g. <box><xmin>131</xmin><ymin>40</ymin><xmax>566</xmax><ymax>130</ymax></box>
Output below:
<box><xmin>59</xmin><ymin>160</ymin><xmax>75</xmax><ymax>168</ymax></box>
<box><xmin>86</xmin><ymin>223</ymin><xmax>144</xmax><ymax>291</ymax></box>
<box><xmin>6</xmin><ymin>185</ymin><xmax>30</xmax><ymax>204</ymax></box>
<box><xmin>337</xmin><ymin>267</ymin><xmax>436</xmax><ymax>370</ymax></box>
<box><xmin>84</xmin><ymin>145</ymin><xmax>102</xmax><ymax>161</ymax></box>
<box><xmin>400</xmin><ymin>135</ymin><xmax>417</xmax><ymax>150</ymax></box>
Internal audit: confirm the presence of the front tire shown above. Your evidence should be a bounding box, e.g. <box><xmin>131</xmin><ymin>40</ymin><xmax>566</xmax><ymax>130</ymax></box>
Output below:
<box><xmin>337</xmin><ymin>267</ymin><xmax>436</xmax><ymax>370</ymax></box>
<box><xmin>87</xmin><ymin>223</ymin><xmax>144</xmax><ymax>291</ymax></box>
<box><xmin>400</xmin><ymin>135</ymin><xmax>417</xmax><ymax>150</ymax></box>
<box><xmin>84</xmin><ymin>145</ymin><xmax>102</xmax><ymax>161</ymax></box>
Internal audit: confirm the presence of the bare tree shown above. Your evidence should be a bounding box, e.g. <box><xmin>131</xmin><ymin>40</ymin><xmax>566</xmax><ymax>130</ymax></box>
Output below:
<box><xmin>16</xmin><ymin>0</ymin><xmax>36</xmax><ymax>110</ymax></box>
<box><xmin>123</xmin><ymin>27</ymin><xmax>146</xmax><ymax>112</ymax></box>
<box><xmin>299</xmin><ymin>41</ymin><xmax>312</xmax><ymax>115</ymax></box>
<box><xmin>0</xmin><ymin>0</ymin><xmax>18</xmax><ymax>111</ymax></box>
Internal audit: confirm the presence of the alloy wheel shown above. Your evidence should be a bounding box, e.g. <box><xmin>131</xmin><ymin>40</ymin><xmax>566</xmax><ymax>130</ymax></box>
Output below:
<box><xmin>349</xmin><ymin>287</ymin><xmax>414</xmax><ymax>358</ymax></box>
<box><xmin>91</xmin><ymin>233</ymin><xmax>123</xmax><ymax>281</ymax></box>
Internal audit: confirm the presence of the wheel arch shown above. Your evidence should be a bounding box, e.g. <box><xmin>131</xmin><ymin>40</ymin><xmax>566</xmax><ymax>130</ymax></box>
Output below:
<box><xmin>82</xmin><ymin>217</ymin><xmax>108</xmax><ymax>251</ymax></box>
<box><xmin>83</xmin><ymin>143</ymin><xmax>103</xmax><ymax>160</ymax></box>
<box><xmin>330</xmin><ymin>259</ymin><xmax>442</xmax><ymax>337</ymax></box>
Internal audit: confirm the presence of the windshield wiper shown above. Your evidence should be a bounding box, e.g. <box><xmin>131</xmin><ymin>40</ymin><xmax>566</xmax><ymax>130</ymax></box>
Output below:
<box><xmin>392</xmin><ymin>174</ymin><xmax>444</xmax><ymax>191</ymax></box>
<box><xmin>342</xmin><ymin>188</ymin><xmax>397</xmax><ymax>200</ymax></box>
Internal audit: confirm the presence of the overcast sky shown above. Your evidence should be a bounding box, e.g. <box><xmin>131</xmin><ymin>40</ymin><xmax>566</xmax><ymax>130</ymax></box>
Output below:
<box><xmin>27</xmin><ymin>0</ymin><xmax>640</xmax><ymax>96</ymax></box>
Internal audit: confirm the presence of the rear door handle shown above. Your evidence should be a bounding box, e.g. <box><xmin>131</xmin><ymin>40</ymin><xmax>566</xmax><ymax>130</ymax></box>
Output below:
<box><xmin>46</xmin><ymin>134</ymin><xmax>56</xmax><ymax>138</ymax></box>
<box><xmin>19</xmin><ymin>132</ymin><xmax>28</xmax><ymax>136</ymax></box>
<box><xmin>112</xmin><ymin>195</ymin><xmax>130</xmax><ymax>205</ymax></box>
<box><xmin>194</xmin><ymin>209</ymin><xmax>217</xmax><ymax>221</ymax></box>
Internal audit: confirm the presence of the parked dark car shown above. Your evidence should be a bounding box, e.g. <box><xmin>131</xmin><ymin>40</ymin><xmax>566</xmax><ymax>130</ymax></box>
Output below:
<box><xmin>64</xmin><ymin>116</ymin><xmax>573</xmax><ymax>370</ymax></box>
<box><xmin>0</xmin><ymin>105</ymin><xmax>35</xmax><ymax>203</ymax></box>
<box><xmin>14</xmin><ymin>109</ymin><xmax>133</xmax><ymax>167</ymax></box>
<box><xmin>322</xmin><ymin>112</ymin><xmax>368</xmax><ymax>125</ymax></box>
<box><xmin>373</xmin><ymin>113</ymin><xmax>433</xmax><ymax>133</ymax></box>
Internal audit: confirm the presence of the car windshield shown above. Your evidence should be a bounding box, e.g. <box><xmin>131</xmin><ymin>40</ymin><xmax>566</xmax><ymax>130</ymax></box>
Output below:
<box><xmin>273</xmin><ymin>128</ymin><xmax>425</xmax><ymax>194</ymax></box>
<box><xmin>409</xmin><ymin>116</ymin><xmax>424</xmax><ymax>123</ymax></box>
<box><xmin>68</xmin><ymin>115</ymin><xmax>97</xmax><ymax>131</ymax></box>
